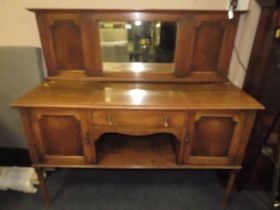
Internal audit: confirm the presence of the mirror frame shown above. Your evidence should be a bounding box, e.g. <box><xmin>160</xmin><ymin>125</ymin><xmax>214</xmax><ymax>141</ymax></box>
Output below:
<box><xmin>99</xmin><ymin>20</ymin><xmax>177</xmax><ymax>75</ymax></box>
<box><xmin>91</xmin><ymin>11</ymin><xmax>186</xmax><ymax>78</ymax></box>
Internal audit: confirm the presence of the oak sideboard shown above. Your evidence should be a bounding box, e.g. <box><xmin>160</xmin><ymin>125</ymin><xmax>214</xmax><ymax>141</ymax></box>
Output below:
<box><xmin>12</xmin><ymin>9</ymin><xmax>263</xmax><ymax>207</ymax></box>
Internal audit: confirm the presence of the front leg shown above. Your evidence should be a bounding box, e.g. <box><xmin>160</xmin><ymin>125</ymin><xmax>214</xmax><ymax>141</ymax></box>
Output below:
<box><xmin>223</xmin><ymin>169</ymin><xmax>239</xmax><ymax>207</ymax></box>
<box><xmin>35</xmin><ymin>167</ymin><xmax>50</xmax><ymax>207</ymax></box>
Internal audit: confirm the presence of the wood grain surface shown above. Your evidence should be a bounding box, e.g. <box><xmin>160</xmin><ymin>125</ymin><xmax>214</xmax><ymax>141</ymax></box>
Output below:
<box><xmin>12</xmin><ymin>80</ymin><xmax>263</xmax><ymax>110</ymax></box>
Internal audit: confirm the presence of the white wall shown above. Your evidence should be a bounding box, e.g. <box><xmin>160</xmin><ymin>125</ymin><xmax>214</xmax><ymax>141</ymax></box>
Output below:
<box><xmin>0</xmin><ymin>0</ymin><xmax>250</xmax><ymax>47</ymax></box>
<box><xmin>0</xmin><ymin>47</ymin><xmax>44</xmax><ymax>148</ymax></box>
<box><xmin>228</xmin><ymin>0</ymin><xmax>261</xmax><ymax>87</ymax></box>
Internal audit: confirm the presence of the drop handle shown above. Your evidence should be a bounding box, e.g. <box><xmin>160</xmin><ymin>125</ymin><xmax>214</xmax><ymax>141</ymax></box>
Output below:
<box><xmin>163</xmin><ymin>115</ymin><xmax>169</xmax><ymax>127</ymax></box>
<box><xmin>106</xmin><ymin>114</ymin><xmax>112</xmax><ymax>126</ymax></box>
<box><xmin>85</xmin><ymin>131</ymin><xmax>90</xmax><ymax>145</ymax></box>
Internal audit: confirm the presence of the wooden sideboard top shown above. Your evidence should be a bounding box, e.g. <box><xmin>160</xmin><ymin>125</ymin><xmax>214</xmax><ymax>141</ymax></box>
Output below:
<box><xmin>11</xmin><ymin>80</ymin><xmax>264</xmax><ymax>110</ymax></box>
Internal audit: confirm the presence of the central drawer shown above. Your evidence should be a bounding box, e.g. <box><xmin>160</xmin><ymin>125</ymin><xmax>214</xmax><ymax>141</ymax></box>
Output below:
<box><xmin>92</xmin><ymin>111</ymin><xmax>185</xmax><ymax>127</ymax></box>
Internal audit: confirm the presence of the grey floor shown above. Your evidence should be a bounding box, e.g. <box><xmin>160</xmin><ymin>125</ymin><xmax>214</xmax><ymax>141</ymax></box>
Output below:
<box><xmin>0</xmin><ymin>169</ymin><xmax>272</xmax><ymax>210</ymax></box>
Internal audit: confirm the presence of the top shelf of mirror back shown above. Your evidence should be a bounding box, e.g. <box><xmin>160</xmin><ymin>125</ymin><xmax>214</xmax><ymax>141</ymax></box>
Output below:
<box><xmin>32</xmin><ymin>9</ymin><xmax>241</xmax><ymax>82</ymax></box>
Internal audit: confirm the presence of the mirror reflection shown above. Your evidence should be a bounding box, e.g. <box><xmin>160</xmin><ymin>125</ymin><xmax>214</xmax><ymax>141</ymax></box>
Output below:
<box><xmin>99</xmin><ymin>21</ymin><xmax>177</xmax><ymax>73</ymax></box>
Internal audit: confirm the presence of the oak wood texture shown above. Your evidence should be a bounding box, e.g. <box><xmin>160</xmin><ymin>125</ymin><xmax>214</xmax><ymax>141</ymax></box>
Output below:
<box><xmin>12</xmin><ymin>80</ymin><xmax>263</xmax><ymax>168</ymax></box>
<box><xmin>223</xmin><ymin>170</ymin><xmax>239</xmax><ymax>207</ymax></box>
<box><xmin>19</xmin><ymin>109</ymin><xmax>40</xmax><ymax>163</ymax></box>
<box><xmin>14</xmin><ymin>9</ymin><xmax>261</xmax><ymax>206</ymax></box>
<box><xmin>35</xmin><ymin>167</ymin><xmax>50</xmax><ymax>208</ymax></box>
<box><xmin>91</xmin><ymin>110</ymin><xmax>187</xmax><ymax>163</ymax></box>
<box><xmin>12</xmin><ymin>80</ymin><xmax>263</xmax><ymax>170</ymax></box>
<box><xmin>30</xmin><ymin>109</ymin><xmax>93</xmax><ymax>165</ymax></box>
<box><xmin>102</xmin><ymin>63</ymin><xmax>174</xmax><ymax>74</ymax></box>
<box><xmin>18</xmin><ymin>106</ymin><xmax>257</xmax><ymax>169</ymax></box>
<box><xmin>92</xmin><ymin>111</ymin><xmax>185</xmax><ymax>127</ymax></box>
<box><xmin>96</xmin><ymin>133</ymin><xmax>177</xmax><ymax>166</ymax></box>
<box><xmin>12</xmin><ymin>80</ymin><xmax>263</xmax><ymax>110</ymax></box>
<box><xmin>175</xmin><ymin>14</ymin><xmax>239</xmax><ymax>78</ymax></box>
<box><xmin>32</xmin><ymin>9</ymin><xmax>240</xmax><ymax>82</ymax></box>
<box><xmin>32</xmin><ymin>163</ymin><xmax>242</xmax><ymax>170</ymax></box>
<box><xmin>183</xmin><ymin>110</ymin><xmax>246</xmax><ymax>165</ymax></box>
<box><xmin>48</xmin><ymin>70</ymin><xmax>227</xmax><ymax>82</ymax></box>
<box><xmin>36</xmin><ymin>13</ymin><xmax>85</xmax><ymax>76</ymax></box>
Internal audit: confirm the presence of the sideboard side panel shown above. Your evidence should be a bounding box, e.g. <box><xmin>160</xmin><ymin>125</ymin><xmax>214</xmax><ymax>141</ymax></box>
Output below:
<box><xmin>19</xmin><ymin>109</ymin><xmax>40</xmax><ymax>163</ymax></box>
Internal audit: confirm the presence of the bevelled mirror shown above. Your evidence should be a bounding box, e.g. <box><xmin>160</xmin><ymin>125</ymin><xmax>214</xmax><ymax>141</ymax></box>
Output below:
<box><xmin>99</xmin><ymin>21</ymin><xmax>177</xmax><ymax>74</ymax></box>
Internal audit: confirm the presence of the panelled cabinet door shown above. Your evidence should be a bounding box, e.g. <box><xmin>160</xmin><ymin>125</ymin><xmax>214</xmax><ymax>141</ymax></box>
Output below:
<box><xmin>31</xmin><ymin>109</ymin><xmax>93</xmax><ymax>165</ymax></box>
<box><xmin>183</xmin><ymin>111</ymin><xmax>245</xmax><ymax>165</ymax></box>
<box><xmin>176</xmin><ymin>14</ymin><xmax>239</xmax><ymax>81</ymax></box>
<box><xmin>36</xmin><ymin>12</ymin><xmax>100</xmax><ymax>76</ymax></box>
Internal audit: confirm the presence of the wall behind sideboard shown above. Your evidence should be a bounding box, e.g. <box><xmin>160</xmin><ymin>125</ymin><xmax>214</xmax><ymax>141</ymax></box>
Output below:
<box><xmin>0</xmin><ymin>0</ymin><xmax>259</xmax><ymax>148</ymax></box>
<box><xmin>228</xmin><ymin>0</ymin><xmax>261</xmax><ymax>87</ymax></box>
<box><xmin>0</xmin><ymin>0</ymin><xmax>251</xmax><ymax>47</ymax></box>
<box><xmin>0</xmin><ymin>47</ymin><xmax>44</xmax><ymax>148</ymax></box>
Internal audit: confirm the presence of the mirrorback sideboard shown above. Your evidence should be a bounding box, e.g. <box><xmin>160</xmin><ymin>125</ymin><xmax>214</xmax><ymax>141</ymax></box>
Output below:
<box><xmin>12</xmin><ymin>9</ymin><xmax>264</xmax><ymax>207</ymax></box>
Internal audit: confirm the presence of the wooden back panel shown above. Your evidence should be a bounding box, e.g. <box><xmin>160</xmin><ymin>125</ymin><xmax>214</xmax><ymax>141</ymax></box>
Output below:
<box><xmin>32</xmin><ymin>9</ymin><xmax>240</xmax><ymax>82</ymax></box>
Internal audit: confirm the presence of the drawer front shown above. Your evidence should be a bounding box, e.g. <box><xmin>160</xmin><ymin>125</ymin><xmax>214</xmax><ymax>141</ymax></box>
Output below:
<box><xmin>92</xmin><ymin>111</ymin><xmax>185</xmax><ymax>127</ymax></box>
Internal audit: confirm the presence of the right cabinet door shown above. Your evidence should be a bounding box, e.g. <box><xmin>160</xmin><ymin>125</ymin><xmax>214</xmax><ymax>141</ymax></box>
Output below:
<box><xmin>183</xmin><ymin>110</ymin><xmax>245</xmax><ymax>165</ymax></box>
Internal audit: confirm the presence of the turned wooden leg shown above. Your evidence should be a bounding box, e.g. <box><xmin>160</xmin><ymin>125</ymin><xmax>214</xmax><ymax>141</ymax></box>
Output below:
<box><xmin>223</xmin><ymin>170</ymin><xmax>238</xmax><ymax>207</ymax></box>
<box><xmin>35</xmin><ymin>167</ymin><xmax>50</xmax><ymax>207</ymax></box>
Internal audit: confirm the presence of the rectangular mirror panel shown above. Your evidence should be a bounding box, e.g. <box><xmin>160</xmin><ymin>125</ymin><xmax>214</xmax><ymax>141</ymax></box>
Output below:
<box><xmin>99</xmin><ymin>21</ymin><xmax>176</xmax><ymax>74</ymax></box>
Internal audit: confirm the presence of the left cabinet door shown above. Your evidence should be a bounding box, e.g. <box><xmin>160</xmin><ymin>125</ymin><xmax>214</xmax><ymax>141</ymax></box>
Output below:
<box><xmin>36</xmin><ymin>12</ymin><xmax>101</xmax><ymax>76</ymax></box>
<box><xmin>31</xmin><ymin>109</ymin><xmax>93</xmax><ymax>165</ymax></box>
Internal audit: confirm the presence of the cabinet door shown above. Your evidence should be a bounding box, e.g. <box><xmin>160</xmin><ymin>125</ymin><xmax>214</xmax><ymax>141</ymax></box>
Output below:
<box><xmin>183</xmin><ymin>111</ymin><xmax>245</xmax><ymax>165</ymax></box>
<box><xmin>31</xmin><ymin>109</ymin><xmax>92</xmax><ymax>165</ymax></box>
<box><xmin>175</xmin><ymin>14</ymin><xmax>239</xmax><ymax>80</ymax></box>
<box><xmin>36</xmin><ymin>12</ymin><xmax>101</xmax><ymax>76</ymax></box>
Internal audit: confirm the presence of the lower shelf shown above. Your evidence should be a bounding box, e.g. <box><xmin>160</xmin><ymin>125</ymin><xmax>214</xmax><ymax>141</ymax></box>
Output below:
<box><xmin>96</xmin><ymin>133</ymin><xmax>177</xmax><ymax>167</ymax></box>
<box><xmin>33</xmin><ymin>134</ymin><xmax>242</xmax><ymax>170</ymax></box>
